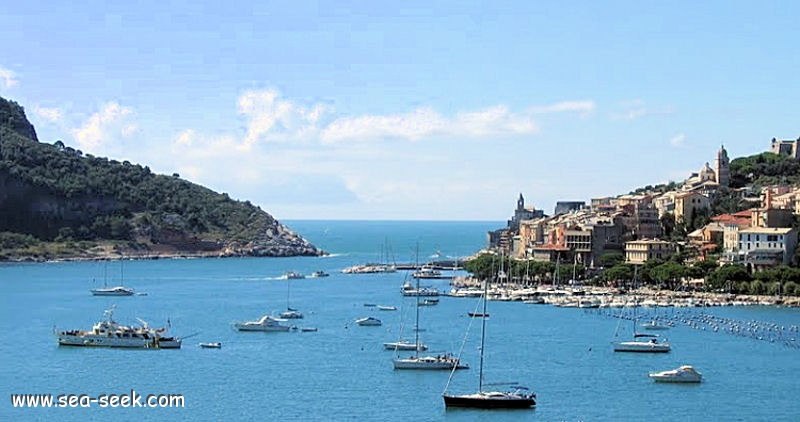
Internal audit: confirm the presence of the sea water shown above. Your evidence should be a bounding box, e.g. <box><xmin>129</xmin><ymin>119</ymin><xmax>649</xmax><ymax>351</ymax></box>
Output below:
<box><xmin>1</xmin><ymin>220</ymin><xmax>798</xmax><ymax>421</ymax></box>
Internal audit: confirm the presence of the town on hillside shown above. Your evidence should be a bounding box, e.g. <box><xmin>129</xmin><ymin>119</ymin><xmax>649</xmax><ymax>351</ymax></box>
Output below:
<box><xmin>485</xmin><ymin>137</ymin><xmax>800</xmax><ymax>290</ymax></box>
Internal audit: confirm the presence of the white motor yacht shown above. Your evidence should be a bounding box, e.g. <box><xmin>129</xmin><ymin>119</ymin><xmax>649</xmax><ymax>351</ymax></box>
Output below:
<box><xmin>649</xmin><ymin>365</ymin><xmax>702</xmax><ymax>383</ymax></box>
<box><xmin>355</xmin><ymin>317</ymin><xmax>382</xmax><ymax>326</ymax></box>
<box><xmin>234</xmin><ymin>315</ymin><xmax>292</xmax><ymax>332</ymax></box>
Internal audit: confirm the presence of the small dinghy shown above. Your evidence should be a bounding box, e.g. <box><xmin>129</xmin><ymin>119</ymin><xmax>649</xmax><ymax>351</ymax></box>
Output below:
<box><xmin>199</xmin><ymin>342</ymin><xmax>222</xmax><ymax>349</ymax></box>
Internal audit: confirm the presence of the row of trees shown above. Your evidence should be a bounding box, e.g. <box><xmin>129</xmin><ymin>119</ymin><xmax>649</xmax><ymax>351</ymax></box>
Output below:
<box><xmin>463</xmin><ymin>252</ymin><xmax>800</xmax><ymax>296</ymax></box>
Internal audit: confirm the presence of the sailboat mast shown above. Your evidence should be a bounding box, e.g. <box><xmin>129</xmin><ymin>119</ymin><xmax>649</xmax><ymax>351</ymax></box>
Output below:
<box><xmin>478</xmin><ymin>255</ymin><xmax>494</xmax><ymax>393</ymax></box>
<box><xmin>414</xmin><ymin>242</ymin><xmax>421</xmax><ymax>356</ymax></box>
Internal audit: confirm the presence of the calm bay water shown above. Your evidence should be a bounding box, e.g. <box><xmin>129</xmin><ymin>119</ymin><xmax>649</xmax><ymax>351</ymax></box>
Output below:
<box><xmin>1</xmin><ymin>220</ymin><xmax>799</xmax><ymax>421</ymax></box>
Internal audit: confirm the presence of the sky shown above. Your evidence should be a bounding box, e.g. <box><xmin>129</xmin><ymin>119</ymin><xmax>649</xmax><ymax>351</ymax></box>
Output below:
<box><xmin>1</xmin><ymin>1</ymin><xmax>797</xmax><ymax>221</ymax></box>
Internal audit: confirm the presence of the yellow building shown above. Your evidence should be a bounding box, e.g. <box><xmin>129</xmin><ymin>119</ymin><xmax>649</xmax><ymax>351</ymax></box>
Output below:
<box><xmin>625</xmin><ymin>239</ymin><xmax>676</xmax><ymax>264</ymax></box>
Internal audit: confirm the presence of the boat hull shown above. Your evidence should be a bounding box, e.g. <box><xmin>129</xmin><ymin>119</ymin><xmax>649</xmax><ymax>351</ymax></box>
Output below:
<box><xmin>56</xmin><ymin>334</ymin><xmax>181</xmax><ymax>349</ymax></box>
<box><xmin>234</xmin><ymin>324</ymin><xmax>291</xmax><ymax>332</ymax></box>
<box><xmin>89</xmin><ymin>288</ymin><xmax>134</xmax><ymax>296</ymax></box>
<box><xmin>383</xmin><ymin>342</ymin><xmax>427</xmax><ymax>351</ymax></box>
<box><xmin>443</xmin><ymin>393</ymin><xmax>535</xmax><ymax>409</ymax></box>
<box><xmin>393</xmin><ymin>357</ymin><xmax>467</xmax><ymax>370</ymax></box>
<box><xmin>613</xmin><ymin>341</ymin><xmax>671</xmax><ymax>353</ymax></box>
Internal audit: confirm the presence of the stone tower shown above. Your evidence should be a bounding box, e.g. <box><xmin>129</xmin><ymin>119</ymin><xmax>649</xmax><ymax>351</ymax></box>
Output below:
<box><xmin>714</xmin><ymin>145</ymin><xmax>730</xmax><ymax>187</ymax></box>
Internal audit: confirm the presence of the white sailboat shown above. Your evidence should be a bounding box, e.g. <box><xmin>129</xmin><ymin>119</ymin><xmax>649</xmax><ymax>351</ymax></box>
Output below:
<box><xmin>90</xmin><ymin>260</ymin><xmax>135</xmax><ymax>296</ymax></box>
<box><xmin>393</xmin><ymin>250</ymin><xmax>466</xmax><ymax>370</ymax></box>
<box><xmin>279</xmin><ymin>277</ymin><xmax>303</xmax><ymax>319</ymax></box>
<box><xmin>442</xmin><ymin>254</ymin><xmax>535</xmax><ymax>408</ymax></box>
<box><xmin>612</xmin><ymin>268</ymin><xmax>671</xmax><ymax>353</ymax></box>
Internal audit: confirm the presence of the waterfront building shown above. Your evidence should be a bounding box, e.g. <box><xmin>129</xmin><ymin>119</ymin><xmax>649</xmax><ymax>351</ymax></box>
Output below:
<box><xmin>625</xmin><ymin>239</ymin><xmax>676</xmax><ymax>264</ymax></box>
<box><xmin>737</xmin><ymin>227</ymin><xmax>797</xmax><ymax>269</ymax></box>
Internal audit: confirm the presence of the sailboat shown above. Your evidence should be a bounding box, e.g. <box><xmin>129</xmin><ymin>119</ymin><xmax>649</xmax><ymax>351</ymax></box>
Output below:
<box><xmin>279</xmin><ymin>277</ymin><xmax>303</xmax><ymax>319</ymax></box>
<box><xmin>90</xmin><ymin>260</ymin><xmax>135</xmax><ymax>296</ymax></box>
<box><xmin>393</xmin><ymin>250</ymin><xmax>466</xmax><ymax>370</ymax></box>
<box><xmin>612</xmin><ymin>267</ymin><xmax>670</xmax><ymax>353</ymax></box>
<box><xmin>442</xmin><ymin>254</ymin><xmax>536</xmax><ymax>408</ymax></box>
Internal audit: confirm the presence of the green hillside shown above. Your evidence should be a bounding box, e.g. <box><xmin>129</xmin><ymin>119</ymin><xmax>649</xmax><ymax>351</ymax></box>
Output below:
<box><xmin>0</xmin><ymin>97</ymin><xmax>322</xmax><ymax>260</ymax></box>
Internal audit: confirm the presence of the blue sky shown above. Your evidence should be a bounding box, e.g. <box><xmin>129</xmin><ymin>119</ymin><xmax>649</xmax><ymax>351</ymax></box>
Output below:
<box><xmin>1</xmin><ymin>1</ymin><xmax>797</xmax><ymax>220</ymax></box>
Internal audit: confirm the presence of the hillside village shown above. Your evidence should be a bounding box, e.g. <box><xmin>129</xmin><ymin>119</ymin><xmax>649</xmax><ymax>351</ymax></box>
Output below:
<box><xmin>487</xmin><ymin>137</ymin><xmax>800</xmax><ymax>286</ymax></box>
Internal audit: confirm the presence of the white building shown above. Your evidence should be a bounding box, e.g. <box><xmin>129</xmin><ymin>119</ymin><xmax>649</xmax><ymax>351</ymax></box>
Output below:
<box><xmin>737</xmin><ymin>227</ymin><xmax>797</xmax><ymax>268</ymax></box>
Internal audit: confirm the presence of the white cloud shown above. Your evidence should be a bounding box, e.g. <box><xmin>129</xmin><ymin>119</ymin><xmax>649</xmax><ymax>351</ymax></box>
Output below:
<box><xmin>321</xmin><ymin>105</ymin><xmax>539</xmax><ymax>144</ymax></box>
<box><xmin>0</xmin><ymin>66</ymin><xmax>18</xmax><ymax>89</ymax></box>
<box><xmin>669</xmin><ymin>133</ymin><xmax>686</xmax><ymax>148</ymax></box>
<box><xmin>70</xmin><ymin>102</ymin><xmax>135</xmax><ymax>151</ymax></box>
<box><xmin>611</xmin><ymin>101</ymin><xmax>675</xmax><ymax>120</ymax></box>
<box><xmin>528</xmin><ymin>100</ymin><xmax>595</xmax><ymax>116</ymax></box>
<box><xmin>237</xmin><ymin>89</ymin><xmax>330</xmax><ymax>149</ymax></box>
<box><xmin>32</xmin><ymin>105</ymin><xmax>63</xmax><ymax>123</ymax></box>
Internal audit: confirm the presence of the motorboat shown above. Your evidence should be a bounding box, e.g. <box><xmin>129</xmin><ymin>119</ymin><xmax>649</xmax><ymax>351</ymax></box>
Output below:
<box><xmin>377</xmin><ymin>305</ymin><xmax>397</xmax><ymax>311</ymax></box>
<box><xmin>614</xmin><ymin>334</ymin><xmax>671</xmax><ymax>353</ymax></box>
<box><xmin>393</xmin><ymin>354</ymin><xmax>469</xmax><ymax>370</ymax></box>
<box><xmin>649</xmin><ymin>365</ymin><xmax>702</xmax><ymax>383</ymax></box>
<box><xmin>90</xmin><ymin>286</ymin><xmax>135</xmax><ymax>296</ymax></box>
<box><xmin>418</xmin><ymin>298</ymin><xmax>439</xmax><ymax>306</ymax></box>
<box><xmin>282</xmin><ymin>271</ymin><xmax>305</xmax><ymax>279</ymax></box>
<box><xmin>309</xmin><ymin>271</ymin><xmax>329</xmax><ymax>278</ymax></box>
<box><xmin>300</xmin><ymin>327</ymin><xmax>318</xmax><ymax>332</ymax></box>
<box><xmin>55</xmin><ymin>307</ymin><xmax>181</xmax><ymax>349</ymax></box>
<box><xmin>641</xmin><ymin>320</ymin><xmax>671</xmax><ymax>330</ymax></box>
<box><xmin>355</xmin><ymin>317</ymin><xmax>382</xmax><ymax>326</ymax></box>
<box><xmin>383</xmin><ymin>340</ymin><xmax>428</xmax><ymax>351</ymax></box>
<box><xmin>199</xmin><ymin>342</ymin><xmax>221</xmax><ymax>349</ymax></box>
<box><xmin>234</xmin><ymin>315</ymin><xmax>292</xmax><ymax>332</ymax></box>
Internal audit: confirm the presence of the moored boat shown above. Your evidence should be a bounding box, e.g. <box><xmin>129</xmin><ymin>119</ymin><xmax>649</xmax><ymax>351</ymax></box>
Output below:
<box><xmin>199</xmin><ymin>342</ymin><xmax>222</xmax><ymax>349</ymax></box>
<box><xmin>90</xmin><ymin>286</ymin><xmax>135</xmax><ymax>296</ymax></box>
<box><xmin>234</xmin><ymin>315</ymin><xmax>292</xmax><ymax>332</ymax></box>
<box><xmin>649</xmin><ymin>365</ymin><xmax>702</xmax><ymax>383</ymax></box>
<box><xmin>55</xmin><ymin>307</ymin><xmax>181</xmax><ymax>349</ymax></box>
<box><xmin>614</xmin><ymin>333</ymin><xmax>671</xmax><ymax>353</ymax></box>
<box><xmin>355</xmin><ymin>316</ymin><xmax>382</xmax><ymax>326</ymax></box>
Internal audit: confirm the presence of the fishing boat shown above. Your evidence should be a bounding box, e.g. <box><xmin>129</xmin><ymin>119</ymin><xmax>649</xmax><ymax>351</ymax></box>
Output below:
<box><xmin>55</xmin><ymin>306</ymin><xmax>181</xmax><ymax>349</ymax></box>
<box><xmin>233</xmin><ymin>315</ymin><xmax>292</xmax><ymax>332</ymax></box>
<box><xmin>648</xmin><ymin>365</ymin><xmax>702</xmax><ymax>383</ymax></box>
<box><xmin>442</xmin><ymin>255</ymin><xmax>535</xmax><ymax>408</ymax></box>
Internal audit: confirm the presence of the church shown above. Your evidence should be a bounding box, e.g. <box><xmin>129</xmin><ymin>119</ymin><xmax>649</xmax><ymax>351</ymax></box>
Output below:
<box><xmin>684</xmin><ymin>145</ymin><xmax>730</xmax><ymax>190</ymax></box>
